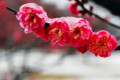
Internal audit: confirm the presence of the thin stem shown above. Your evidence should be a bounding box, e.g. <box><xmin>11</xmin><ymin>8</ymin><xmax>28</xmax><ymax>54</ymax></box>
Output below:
<box><xmin>115</xmin><ymin>46</ymin><xmax>120</xmax><ymax>50</ymax></box>
<box><xmin>76</xmin><ymin>0</ymin><xmax>120</xmax><ymax>29</ymax></box>
<box><xmin>6</xmin><ymin>7</ymin><xmax>17</xmax><ymax>15</ymax></box>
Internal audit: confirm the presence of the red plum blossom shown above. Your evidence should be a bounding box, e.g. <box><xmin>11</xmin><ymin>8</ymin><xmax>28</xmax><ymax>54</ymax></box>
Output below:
<box><xmin>88</xmin><ymin>30</ymin><xmax>117</xmax><ymax>57</ymax></box>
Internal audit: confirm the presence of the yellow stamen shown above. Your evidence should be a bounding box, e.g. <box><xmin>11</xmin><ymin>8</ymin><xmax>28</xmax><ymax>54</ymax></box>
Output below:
<box><xmin>58</xmin><ymin>30</ymin><xmax>62</xmax><ymax>37</ymax></box>
<box><xmin>31</xmin><ymin>14</ymin><xmax>34</xmax><ymax>17</ymax></box>
<box><xmin>49</xmin><ymin>28</ymin><xmax>57</xmax><ymax>34</ymax></box>
<box><xmin>29</xmin><ymin>22</ymin><xmax>32</xmax><ymax>26</ymax></box>
<box><xmin>33</xmin><ymin>19</ymin><xmax>36</xmax><ymax>23</ymax></box>
<box><xmin>27</xmin><ymin>9</ymin><xmax>31</xmax><ymax>13</ymax></box>
<box><xmin>74</xmin><ymin>34</ymin><xmax>79</xmax><ymax>39</ymax></box>
<box><xmin>81</xmin><ymin>30</ymin><xmax>83</xmax><ymax>35</ymax></box>
<box><xmin>72</xmin><ymin>26</ymin><xmax>75</xmax><ymax>30</ymax></box>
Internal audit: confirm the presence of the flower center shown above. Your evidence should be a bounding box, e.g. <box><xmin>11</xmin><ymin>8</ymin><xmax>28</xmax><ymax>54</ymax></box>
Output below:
<box><xmin>48</xmin><ymin>28</ymin><xmax>63</xmax><ymax>43</ymax></box>
<box><xmin>49</xmin><ymin>28</ymin><xmax>62</xmax><ymax>37</ymax></box>
<box><xmin>73</xmin><ymin>27</ymin><xmax>83</xmax><ymax>39</ymax></box>
<box><xmin>75</xmin><ymin>29</ymin><xmax>80</xmax><ymax>34</ymax></box>
<box><xmin>26</xmin><ymin>9</ymin><xmax>37</xmax><ymax>26</ymax></box>
<box><xmin>99</xmin><ymin>42</ymin><xmax>104</xmax><ymax>46</ymax></box>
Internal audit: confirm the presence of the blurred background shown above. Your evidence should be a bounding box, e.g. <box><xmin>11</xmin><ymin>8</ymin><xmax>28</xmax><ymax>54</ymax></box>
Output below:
<box><xmin>0</xmin><ymin>0</ymin><xmax>120</xmax><ymax>80</ymax></box>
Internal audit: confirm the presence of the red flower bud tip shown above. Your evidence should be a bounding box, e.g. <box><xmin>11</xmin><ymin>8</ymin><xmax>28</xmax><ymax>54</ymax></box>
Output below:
<box><xmin>68</xmin><ymin>2</ymin><xmax>79</xmax><ymax>15</ymax></box>
<box><xmin>89</xmin><ymin>5</ymin><xmax>93</xmax><ymax>12</ymax></box>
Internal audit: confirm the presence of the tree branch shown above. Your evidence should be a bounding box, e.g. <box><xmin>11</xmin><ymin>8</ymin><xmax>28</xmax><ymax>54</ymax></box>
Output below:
<box><xmin>76</xmin><ymin>0</ymin><xmax>120</xmax><ymax>29</ymax></box>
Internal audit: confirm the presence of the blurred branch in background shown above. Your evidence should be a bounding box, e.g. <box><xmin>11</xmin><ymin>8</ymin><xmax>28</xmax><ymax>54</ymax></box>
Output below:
<box><xmin>76</xmin><ymin>0</ymin><xmax>120</xmax><ymax>29</ymax></box>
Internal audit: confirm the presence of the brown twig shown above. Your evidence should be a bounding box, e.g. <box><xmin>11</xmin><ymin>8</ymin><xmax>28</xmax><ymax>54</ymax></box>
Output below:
<box><xmin>76</xmin><ymin>0</ymin><xmax>120</xmax><ymax>29</ymax></box>
<box><xmin>6</xmin><ymin>7</ymin><xmax>17</xmax><ymax>15</ymax></box>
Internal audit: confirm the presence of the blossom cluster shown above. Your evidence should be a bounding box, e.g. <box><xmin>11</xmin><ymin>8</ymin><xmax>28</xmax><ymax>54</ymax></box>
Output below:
<box><xmin>16</xmin><ymin>3</ymin><xmax>117</xmax><ymax>58</ymax></box>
